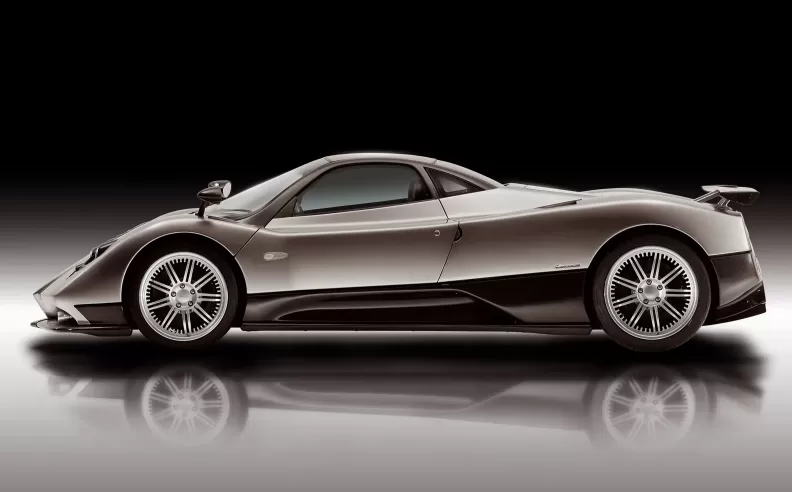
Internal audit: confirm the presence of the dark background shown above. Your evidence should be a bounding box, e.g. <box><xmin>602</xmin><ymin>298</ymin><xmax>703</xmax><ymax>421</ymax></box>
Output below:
<box><xmin>3</xmin><ymin>30</ymin><xmax>786</xmax><ymax>263</ymax></box>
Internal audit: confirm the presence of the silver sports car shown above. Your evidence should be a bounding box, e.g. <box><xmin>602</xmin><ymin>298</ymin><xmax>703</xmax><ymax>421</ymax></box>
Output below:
<box><xmin>32</xmin><ymin>153</ymin><xmax>766</xmax><ymax>351</ymax></box>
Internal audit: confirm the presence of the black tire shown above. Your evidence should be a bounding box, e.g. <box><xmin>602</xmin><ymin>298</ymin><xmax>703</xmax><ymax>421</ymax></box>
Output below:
<box><xmin>592</xmin><ymin>235</ymin><xmax>711</xmax><ymax>352</ymax></box>
<box><xmin>124</xmin><ymin>241</ymin><xmax>238</xmax><ymax>348</ymax></box>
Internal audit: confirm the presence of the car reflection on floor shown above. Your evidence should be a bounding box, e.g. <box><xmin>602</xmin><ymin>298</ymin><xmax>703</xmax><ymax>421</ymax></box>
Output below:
<box><xmin>29</xmin><ymin>333</ymin><xmax>764</xmax><ymax>450</ymax></box>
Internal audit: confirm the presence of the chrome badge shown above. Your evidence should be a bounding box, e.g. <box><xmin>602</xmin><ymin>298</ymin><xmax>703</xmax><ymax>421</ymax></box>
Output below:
<box><xmin>263</xmin><ymin>252</ymin><xmax>289</xmax><ymax>262</ymax></box>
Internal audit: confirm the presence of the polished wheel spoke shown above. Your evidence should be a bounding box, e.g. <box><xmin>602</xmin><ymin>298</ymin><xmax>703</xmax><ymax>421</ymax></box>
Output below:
<box><xmin>193</xmin><ymin>272</ymin><xmax>213</xmax><ymax>290</ymax></box>
<box><xmin>149</xmin><ymin>279</ymin><xmax>172</xmax><ymax>294</ymax></box>
<box><xmin>612</xmin><ymin>294</ymin><xmax>638</xmax><ymax>308</ymax></box>
<box><xmin>183</xmin><ymin>259</ymin><xmax>194</xmax><ymax>283</ymax></box>
<box><xmin>613</xmin><ymin>275</ymin><xmax>638</xmax><ymax>289</ymax></box>
<box><xmin>193</xmin><ymin>304</ymin><xmax>213</xmax><ymax>324</ymax></box>
<box><xmin>162</xmin><ymin>308</ymin><xmax>178</xmax><ymax>329</ymax></box>
<box><xmin>147</xmin><ymin>298</ymin><xmax>171</xmax><ymax>310</ymax></box>
<box><xmin>662</xmin><ymin>302</ymin><xmax>684</xmax><ymax>321</ymax></box>
<box><xmin>628</xmin><ymin>378</ymin><xmax>643</xmax><ymax>395</ymax></box>
<box><xmin>197</xmin><ymin>293</ymin><xmax>222</xmax><ymax>303</ymax></box>
<box><xmin>628</xmin><ymin>305</ymin><xmax>646</xmax><ymax>327</ymax></box>
<box><xmin>660</xmin><ymin>265</ymin><xmax>683</xmax><ymax>284</ymax></box>
<box><xmin>629</xmin><ymin>257</ymin><xmax>647</xmax><ymax>281</ymax></box>
<box><xmin>182</xmin><ymin>312</ymin><xmax>191</xmax><ymax>333</ymax></box>
<box><xmin>649</xmin><ymin>252</ymin><xmax>661</xmax><ymax>279</ymax></box>
<box><xmin>649</xmin><ymin>307</ymin><xmax>659</xmax><ymax>332</ymax></box>
<box><xmin>663</xmin><ymin>404</ymin><xmax>689</xmax><ymax>412</ymax></box>
<box><xmin>164</xmin><ymin>261</ymin><xmax>180</xmax><ymax>285</ymax></box>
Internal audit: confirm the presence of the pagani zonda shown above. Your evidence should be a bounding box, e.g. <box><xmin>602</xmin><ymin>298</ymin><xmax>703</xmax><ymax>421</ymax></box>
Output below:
<box><xmin>32</xmin><ymin>153</ymin><xmax>766</xmax><ymax>350</ymax></box>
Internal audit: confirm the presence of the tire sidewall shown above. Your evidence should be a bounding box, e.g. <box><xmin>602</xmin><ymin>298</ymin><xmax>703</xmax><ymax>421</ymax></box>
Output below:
<box><xmin>592</xmin><ymin>235</ymin><xmax>711</xmax><ymax>352</ymax></box>
<box><xmin>124</xmin><ymin>242</ymin><xmax>238</xmax><ymax>348</ymax></box>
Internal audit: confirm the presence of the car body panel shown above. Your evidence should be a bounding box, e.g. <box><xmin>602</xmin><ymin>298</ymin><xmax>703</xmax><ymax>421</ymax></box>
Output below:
<box><xmin>30</xmin><ymin>152</ymin><xmax>765</xmax><ymax>335</ymax></box>
<box><xmin>439</xmin><ymin>195</ymin><xmax>751</xmax><ymax>283</ymax></box>
<box><xmin>237</xmin><ymin>200</ymin><xmax>457</xmax><ymax>293</ymax></box>
<box><xmin>34</xmin><ymin>213</ymin><xmax>259</xmax><ymax>324</ymax></box>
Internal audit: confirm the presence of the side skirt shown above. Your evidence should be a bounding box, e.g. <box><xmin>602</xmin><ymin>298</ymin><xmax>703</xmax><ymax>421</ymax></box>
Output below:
<box><xmin>243</xmin><ymin>270</ymin><xmax>589</xmax><ymax>328</ymax></box>
<box><xmin>240</xmin><ymin>323</ymin><xmax>592</xmax><ymax>335</ymax></box>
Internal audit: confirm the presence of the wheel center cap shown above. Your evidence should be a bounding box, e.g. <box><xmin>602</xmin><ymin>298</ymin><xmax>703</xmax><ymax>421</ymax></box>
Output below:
<box><xmin>637</xmin><ymin>279</ymin><xmax>665</xmax><ymax>306</ymax></box>
<box><xmin>171</xmin><ymin>283</ymin><xmax>197</xmax><ymax>310</ymax></box>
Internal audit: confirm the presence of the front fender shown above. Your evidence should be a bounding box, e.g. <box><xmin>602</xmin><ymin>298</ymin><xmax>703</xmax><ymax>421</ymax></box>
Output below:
<box><xmin>38</xmin><ymin>214</ymin><xmax>258</xmax><ymax>323</ymax></box>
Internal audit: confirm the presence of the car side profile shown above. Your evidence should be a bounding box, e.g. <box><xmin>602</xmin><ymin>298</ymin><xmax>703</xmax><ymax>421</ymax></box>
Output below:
<box><xmin>32</xmin><ymin>153</ymin><xmax>766</xmax><ymax>351</ymax></box>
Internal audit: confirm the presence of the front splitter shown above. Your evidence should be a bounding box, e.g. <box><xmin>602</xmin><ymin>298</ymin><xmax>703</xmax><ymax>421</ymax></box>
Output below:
<box><xmin>32</xmin><ymin>318</ymin><xmax>132</xmax><ymax>337</ymax></box>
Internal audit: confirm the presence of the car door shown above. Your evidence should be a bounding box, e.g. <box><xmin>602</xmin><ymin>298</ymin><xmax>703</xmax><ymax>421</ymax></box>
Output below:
<box><xmin>238</xmin><ymin>163</ymin><xmax>457</xmax><ymax>294</ymax></box>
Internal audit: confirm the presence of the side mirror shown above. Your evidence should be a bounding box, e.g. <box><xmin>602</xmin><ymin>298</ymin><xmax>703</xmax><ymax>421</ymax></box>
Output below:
<box><xmin>208</xmin><ymin>180</ymin><xmax>232</xmax><ymax>198</ymax></box>
<box><xmin>197</xmin><ymin>180</ymin><xmax>232</xmax><ymax>217</ymax></box>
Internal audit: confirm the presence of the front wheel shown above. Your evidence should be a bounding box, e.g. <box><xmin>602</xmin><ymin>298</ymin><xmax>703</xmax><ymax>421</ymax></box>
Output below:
<box><xmin>592</xmin><ymin>235</ymin><xmax>711</xmax><ymax>352</ymax></box>
<box><xmin>125</xmin><ymin>244</ymin><xmax>238</xmax><ymax>348</ymax></box>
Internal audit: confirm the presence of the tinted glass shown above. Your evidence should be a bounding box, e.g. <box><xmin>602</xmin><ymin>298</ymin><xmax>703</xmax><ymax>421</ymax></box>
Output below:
<box><xmin>298</xmin><ymin>164</ymin><xmax>429</xmax><ymax>214</ymax></box>
<box><xmin>427</xmin><ymin>168</ymin><xmax>483</xmax><ymax>197</ymax></box>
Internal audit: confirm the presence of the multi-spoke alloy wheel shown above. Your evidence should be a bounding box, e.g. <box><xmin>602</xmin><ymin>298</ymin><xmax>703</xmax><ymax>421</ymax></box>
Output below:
<box><xmin>605</xmin><ymin>246</ymin><xmax>699</xmax><ymax>340</ymax></box>
<box><xmin>138</xmin><ymin>252</ymin><xmax>228</xmax><ymax>342</ymax></box>
<box><xmin>601</xmin><ymin>368</ymin><xmax>698</xmax><ymax>450</ymax></box>
<box><xmin>140</xmin><ymin>367</ymin><xmax>231</xmax><ymax>446</ymax></box>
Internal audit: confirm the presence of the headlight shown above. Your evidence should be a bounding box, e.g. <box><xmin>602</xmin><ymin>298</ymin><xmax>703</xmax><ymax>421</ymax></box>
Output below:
<box><xmin>74</xmin><ymin>237</ymin><xmax>117</xmax><ymax>272</ymax></box>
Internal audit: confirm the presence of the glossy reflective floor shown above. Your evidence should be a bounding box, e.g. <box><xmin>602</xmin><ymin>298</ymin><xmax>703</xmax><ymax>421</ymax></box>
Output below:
<box><xmin>1</xmin><ymin>227</ymin><xmax>791</xmax><ymax>491</ymax></box>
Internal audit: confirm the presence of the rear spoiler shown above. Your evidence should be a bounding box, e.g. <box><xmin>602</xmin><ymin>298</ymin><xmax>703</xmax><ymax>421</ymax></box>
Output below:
<box><xmin>695</xmin><ymin>185</ymin><xmax>759</xmax><ymax>207</ymax></box>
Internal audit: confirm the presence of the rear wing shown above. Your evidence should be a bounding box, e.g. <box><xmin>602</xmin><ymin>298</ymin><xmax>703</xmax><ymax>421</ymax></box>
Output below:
<box><xmin>695</xmin><ymin>185</ymin><xmax>759</xmax><ymax>208</ymax></box>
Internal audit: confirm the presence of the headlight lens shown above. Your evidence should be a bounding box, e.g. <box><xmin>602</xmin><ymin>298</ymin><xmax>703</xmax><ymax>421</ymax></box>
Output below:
<box><xmin>74</xmin><ymin>237</ymin><xmax>117</xmax><ymax>272</ymax></box>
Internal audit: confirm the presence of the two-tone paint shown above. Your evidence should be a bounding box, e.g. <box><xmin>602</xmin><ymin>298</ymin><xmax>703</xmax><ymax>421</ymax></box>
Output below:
<box><xmin>32</xmin><ymin>153</ymin><xmax>764</xmax><ymax>334</ymax></box>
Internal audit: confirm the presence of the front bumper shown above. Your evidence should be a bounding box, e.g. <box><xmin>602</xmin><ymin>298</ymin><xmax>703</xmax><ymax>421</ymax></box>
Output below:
<box><xmin>32</xmin><ymin>318</ymin><xmax>132</xmax><ymax>337</ymax></box>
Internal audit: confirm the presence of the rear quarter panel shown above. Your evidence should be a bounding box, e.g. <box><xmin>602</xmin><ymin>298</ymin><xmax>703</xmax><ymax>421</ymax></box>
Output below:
<box><xmin>439</xmin><ymin>196</ymin><xmax>750</xmax><ymax>282</ymax></box>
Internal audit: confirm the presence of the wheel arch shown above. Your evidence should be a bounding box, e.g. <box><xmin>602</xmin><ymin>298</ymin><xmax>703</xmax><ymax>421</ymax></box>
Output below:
<box><xmin>121</xmin><ymin>233</ymin><xmax>248</xmax><ymax>327</ymax></box>
<box><xmin>583</xmin><ymin>224</ymin><xmax>719</xmax><ymax>327</ymax></box>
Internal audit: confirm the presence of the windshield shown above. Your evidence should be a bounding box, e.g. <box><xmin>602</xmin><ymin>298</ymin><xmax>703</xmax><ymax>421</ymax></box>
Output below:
<box><xmin>206</xmin><ymin>165</ymin><xmax>309</xmax><ymax>218</ymax></box>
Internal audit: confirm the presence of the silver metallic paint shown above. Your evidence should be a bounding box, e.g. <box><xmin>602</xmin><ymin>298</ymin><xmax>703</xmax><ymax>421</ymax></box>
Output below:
<box><xmin>32</xmin><ymin>152</ymin><xmax>757</xmax><ymax>331</ymax></box>
<box><xmin>35</xmin><ymin>213</ymin><xmax>258</xmax><ymax>324</ymax></box>
<box><xmin>438</xmin><ymin>194</ymin><xmax>750</xmax><ymax>283</ymax></box>
<box><xmin>237</xmin><ymin>200</ymin><xmax>457</xmax><ymax>292</ymax></box>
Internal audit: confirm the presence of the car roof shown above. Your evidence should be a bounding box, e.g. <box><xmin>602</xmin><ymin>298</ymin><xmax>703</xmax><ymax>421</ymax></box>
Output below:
<box><xmin>325</xmin><ymin>152</ymin><xmax>436</xmax><ymax>165</ymax></box>
<box><xmin>323</xmin><ymin>153</ymin><xmax>502</xmax><ymax>189</ymax></box>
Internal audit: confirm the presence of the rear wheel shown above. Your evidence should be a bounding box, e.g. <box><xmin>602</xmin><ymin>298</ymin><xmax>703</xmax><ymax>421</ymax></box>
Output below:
<box><xmin>592</xmin><ymin>235</ymin><xmax>711</xmax><ymax>352</ymax></box>
<box><xmin>125</xmin><ymin>244</ymin><xmax>238</xmax><ymax>348</ymax></box>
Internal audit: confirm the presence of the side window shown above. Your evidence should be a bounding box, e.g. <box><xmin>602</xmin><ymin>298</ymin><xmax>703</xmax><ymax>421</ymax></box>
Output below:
<box><xmin>295</xmin><ymin>164</ymin><xmax>431</xmax><ymax>215</ymax></box>
<box><xmin>426</xmin><ymin>168</ymin><xmax>483</xmax><ymax>197</ymax></box>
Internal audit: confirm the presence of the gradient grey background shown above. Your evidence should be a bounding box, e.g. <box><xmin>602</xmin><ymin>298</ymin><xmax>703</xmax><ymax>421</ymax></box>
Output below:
<box><xmin>3</xmin><ymin>42</ymin><xmax>789</xmax><ymax>489</ymax></box>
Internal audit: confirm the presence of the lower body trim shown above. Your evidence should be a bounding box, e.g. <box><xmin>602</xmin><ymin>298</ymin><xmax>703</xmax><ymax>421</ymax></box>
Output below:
<box><xmin>708</xmin><ymin>282</ymin><xmax>766</xmax><ymax>325</ymax></box>
<box><xmin>32</xmin><ymin>318</ymin><xmax>132</xmax><ymax>337</ymax></box>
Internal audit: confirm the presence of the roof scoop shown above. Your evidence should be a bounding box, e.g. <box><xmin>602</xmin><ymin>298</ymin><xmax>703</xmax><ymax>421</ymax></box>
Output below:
<box><xmin>695</xmin><ymin>185</ymin><xmax>759</xmax><ymax>208</ymax></box>
<box><xmin>196</xmin><ymin>180</ymin><xmax>232</xmax><ymax>217</ymax></box>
